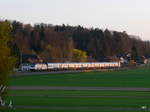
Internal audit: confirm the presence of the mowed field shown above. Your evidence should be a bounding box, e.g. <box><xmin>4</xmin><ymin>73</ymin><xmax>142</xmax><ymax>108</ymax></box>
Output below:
<box><xmin>10</xmin><ymin>68</ymin><xmax>150</xmax><ymax>87</ymax></box>
<box><xmin>1</xmin><ymin>68</ymin><xmax>150</xmax><ymax>112</ymax></box>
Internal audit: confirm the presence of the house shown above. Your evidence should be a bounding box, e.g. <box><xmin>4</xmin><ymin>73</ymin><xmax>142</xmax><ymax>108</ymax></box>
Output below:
<box><xmin>135</xmin><ymin>56</ymin><xmax>148</xmax><ymax>64</ymax></box>
<box><xmin>145</xmin><ymin>56</ymin><xmax>150</xmax><ymax>64</ymax></box>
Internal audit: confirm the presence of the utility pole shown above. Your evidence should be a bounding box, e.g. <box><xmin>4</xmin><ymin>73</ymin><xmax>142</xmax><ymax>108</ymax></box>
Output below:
<box><xmin>20</xmin><ymin>51</ymin><xmax>22</xmax><ymax>71</ymax></box>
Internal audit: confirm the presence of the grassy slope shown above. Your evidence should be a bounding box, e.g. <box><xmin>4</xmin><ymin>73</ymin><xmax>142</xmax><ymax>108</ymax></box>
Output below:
<box><xmin>10</xmin><ymin>68</ymin><xmax>150</xmax><ymax>87</ymax></box>
<box><xmin>6</xmin><ymin>95</ymin><xmax>150</xmax><ymax>107</ymax></box>
<box><xmin>3</xmin><ymin>90</ymin><xmax>150</xmax><ymax>112</ymax></box>
<box><xmin>10</xmin><ymin>90</ymin><xmax>150</xmax><ymax>97</ymax></box>
<box><xmin>6</xmin><ymin>68</ymin><xmax>150</xmax><ymax>112</ymax></box>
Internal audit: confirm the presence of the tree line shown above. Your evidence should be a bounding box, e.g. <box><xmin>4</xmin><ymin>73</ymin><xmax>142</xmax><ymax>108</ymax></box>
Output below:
<box><xmin>7</xmin><ymin>20</ymin><xmax>150</xmax><ymax>64</ymax></box>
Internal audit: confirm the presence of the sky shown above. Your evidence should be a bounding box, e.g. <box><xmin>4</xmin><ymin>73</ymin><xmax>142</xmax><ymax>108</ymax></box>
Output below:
<box><xmin>0</xmin><ymin>0</ymin><xmax>150</xmax><ymax>40</ymax></box>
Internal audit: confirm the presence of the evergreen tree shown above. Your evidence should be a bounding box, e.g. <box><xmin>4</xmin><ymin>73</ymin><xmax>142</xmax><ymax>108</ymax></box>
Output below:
<box><xmin>131</xmin><ymin>45</ymin><xmax>138</xmax><ymax>61</ymax></box>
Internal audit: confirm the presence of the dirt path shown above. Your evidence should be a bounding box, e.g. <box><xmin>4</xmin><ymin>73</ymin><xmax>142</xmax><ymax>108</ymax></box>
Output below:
<box><xmin>12</xmin><ymin>105</ymin><xmax>148</xmax><ymax>111</ymax></box>
<box><xmin>8</xmin><ymin>94</ymin><xmax>150</xmax><ymax>98</ymax></box>
<box><xmin>9</xmin><ymin>86</ymin><xmax>150</xmax><ymax>91</ymax></box>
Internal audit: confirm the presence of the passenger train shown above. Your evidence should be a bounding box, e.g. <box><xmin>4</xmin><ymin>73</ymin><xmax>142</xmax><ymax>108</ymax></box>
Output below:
<box><xmin>21</xmin><ymin>62</ymin><xmax>121</xmax><ymax>71</ymax></box>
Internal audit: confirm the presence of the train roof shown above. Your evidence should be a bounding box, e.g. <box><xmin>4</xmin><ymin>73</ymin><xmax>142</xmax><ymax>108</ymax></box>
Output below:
<box><xmin>47</xmin><ymin>62</ymin><xmax>119</xmax><ymax>64</ymax></box>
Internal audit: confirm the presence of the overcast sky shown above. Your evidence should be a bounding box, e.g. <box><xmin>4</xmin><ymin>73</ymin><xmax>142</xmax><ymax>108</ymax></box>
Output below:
<box><xmin>0</xmin><ymin>0</ymin><xmax>150</xmax><ymax>40</ymax></box>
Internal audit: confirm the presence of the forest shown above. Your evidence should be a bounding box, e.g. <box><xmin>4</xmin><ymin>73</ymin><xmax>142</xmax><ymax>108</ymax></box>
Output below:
<box><xmin>2</xmin><ymin>20</ymin><xmax>150</xmax><ymax>64</ymax></box>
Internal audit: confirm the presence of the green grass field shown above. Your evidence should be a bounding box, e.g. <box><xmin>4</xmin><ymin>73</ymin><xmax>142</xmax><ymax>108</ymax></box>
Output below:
<box><xmin>9</xmin><ymin>90</ymin><xmax>150</xmax><ymax>96</ymax></box>
<box><xmin>2</xmin><ymin>90</ymin><xmax>150</xmax><ymax>112</ymax></box>
<box><xmin>1</xmin><ymin>108</ymin><xmax>146</xmax><ymax>112</ymax></box>
<box><xmin>10</xmin><ymin>68</ymin><xmax>150</xmax><ymax>87</ymax></box>
<box><xmin>2</xmin><ymin>68</ymin><xmax>150</xmax><ymax>112</ymax></box>
<box><xmin>6</xmin><ymin>95</ymin><xmax>150</xmax><ymax>107</ymax></box>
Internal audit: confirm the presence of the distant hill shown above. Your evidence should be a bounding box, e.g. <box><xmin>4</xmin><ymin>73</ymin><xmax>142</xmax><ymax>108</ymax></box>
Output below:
<box><xmin>5</xmin><ymin>20</ymin><xmax>150</xmax><ymax>63</ymax></box>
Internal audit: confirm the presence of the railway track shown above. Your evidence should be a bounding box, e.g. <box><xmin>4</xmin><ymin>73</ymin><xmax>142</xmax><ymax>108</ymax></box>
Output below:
<box><xmin>12</xmin><ymin>68</ymin><xmax>123</xmax><ymax>76</ymax></box>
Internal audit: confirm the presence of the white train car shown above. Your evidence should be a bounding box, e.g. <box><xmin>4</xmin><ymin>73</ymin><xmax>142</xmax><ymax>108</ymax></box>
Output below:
<box><xmin>47</xmin><ymin>62</ymin><xmax>121</xmax><ymax>71</ymax></box>
<box><xmin>35</xmin><ymin>63</ymin><xmax>47</xmax><ymax>71</ymax></box>
<box><xmin>47</xmin><ymin>63</ymin><xmax>60</xmax><ymax>70</ymax></box>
